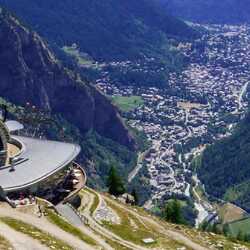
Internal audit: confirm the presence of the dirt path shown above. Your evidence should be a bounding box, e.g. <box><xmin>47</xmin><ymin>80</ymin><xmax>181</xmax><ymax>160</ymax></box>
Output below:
<box><xmin>56</xmin><ymin>203</ymin><xmax>113</xmax><ymax>250</ymax></box>
<box><xmin>83</xmin><ymin>190</ymin><xmax>148</xmax><ymax>250</ymax></box>
<box><xmin>0</xmin><ymin>222</ymin><xmax>48</xmax><ymax>250</ymax></box>
<box><xmin>0</xmin><ymin>207</ymin><xmax>95</xmax><ymax>250</ymax></box>
<box><xmin>105</xmin><ymin>196</ymin><xmax>209</xmax><ymax>250</ymax></box>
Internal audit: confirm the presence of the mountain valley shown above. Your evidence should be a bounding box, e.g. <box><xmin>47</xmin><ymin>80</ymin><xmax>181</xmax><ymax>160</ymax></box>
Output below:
<box><xmin>0</xmin><ymin>0</ymin><xmax>250</xmax><ymax>248</ymax></box>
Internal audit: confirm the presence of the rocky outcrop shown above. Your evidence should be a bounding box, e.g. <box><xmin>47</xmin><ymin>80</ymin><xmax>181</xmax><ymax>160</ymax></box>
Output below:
<box><xmin>0</xmin><ymin>9</ymin><xmax>135</xmax><ymax>149</ymax></box>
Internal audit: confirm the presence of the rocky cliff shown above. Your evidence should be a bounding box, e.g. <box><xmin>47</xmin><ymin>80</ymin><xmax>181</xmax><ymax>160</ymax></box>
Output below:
<box><xmin>0</xmin><ymin>8</ymin><xmax>135</xmax><ymax>149</ymax></box>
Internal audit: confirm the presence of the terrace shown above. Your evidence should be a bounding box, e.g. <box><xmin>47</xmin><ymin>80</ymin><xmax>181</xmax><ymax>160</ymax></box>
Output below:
<box><xmin>0</xmin><ymin>136</ymin><xmax>81</xmax><ymax>193</ymax></box>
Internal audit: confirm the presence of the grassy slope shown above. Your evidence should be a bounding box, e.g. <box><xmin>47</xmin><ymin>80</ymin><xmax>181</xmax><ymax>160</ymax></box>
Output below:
<box><xmin>111</xmin><ymin>96</ymin><xmax>144</xmax><ymax>112</ymax></box>
<box><xmin>0</xmin><ymin>189</ymin><xmax>250</xmax><ymax>249</ymax></box>
<box><xmin>99</xmin><ymin>193</ymin><xmax>250</xmax><ymax>249</ymax></box>
<box><xmin>0</xmin><ymin>235</ymin><xmax>12</xmax><ymax>249</ymax></box>
<box><xmin>227</xmin><ymin>217</ymin><xmax>250</xmax><ymax>237</ymax></box>
<box><xmin>197</xmin><ymin>112</ymin><xmax>250</xmax><ymax>212</ymax></box>
<box><xmin>103</xmin><ymin>199</ymin><xmax>157</xmax><ymax>247</ymax></box>
<box><xmin>1</xmin><ymin>217</ymin><xmax>72</xmax><ymax>250</ymax></box>
<box><xmin>45</xmin><ymin>209</ymin><xmax>97</xmax><ymax>246</ymax></box>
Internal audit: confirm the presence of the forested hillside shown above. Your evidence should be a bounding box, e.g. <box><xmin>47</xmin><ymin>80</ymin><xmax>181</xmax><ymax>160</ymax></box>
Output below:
<box><xmin>162</xmin><ymin>0</ymin><xmax>250</xmax><ymax>24</ymax></box>
<box><xmin>197</xmin><ymin>112</ymin><xmax>250</xmax><ymax>212</ymax></box>
<box><xmin>0</xmin><ymin>0</ymin><xmax>199</xmax><ymax>88</ymax></box>
<box><xmin>0</xmin><ymin>0</ymin><xmax>196</xmax><ymax>61</ymax></box>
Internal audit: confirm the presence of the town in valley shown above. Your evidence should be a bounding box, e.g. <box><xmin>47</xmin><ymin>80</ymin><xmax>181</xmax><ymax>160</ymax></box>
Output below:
<box><xmin>94</xmin><ymin>24</ymin><xmax>250</xmax><ymax>225</ymax></box>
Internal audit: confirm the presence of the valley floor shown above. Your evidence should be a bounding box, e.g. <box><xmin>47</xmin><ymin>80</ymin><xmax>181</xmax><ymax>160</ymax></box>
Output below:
<box><xmin>97</xmin><ymin>23</ymin><xmax>250</xmax><ymax>225</ymax></box>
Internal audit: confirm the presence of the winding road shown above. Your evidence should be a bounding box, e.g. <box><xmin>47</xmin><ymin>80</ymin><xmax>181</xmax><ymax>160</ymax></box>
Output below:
<box><xmin>238</xmin><ymin>81</ymin><xmax>249</xmax><ymax>110</ymax></box>
<box><xmin>128</xmin><ymin>150</ymin><xmax>148</xmax><ymax>183</ymax></box>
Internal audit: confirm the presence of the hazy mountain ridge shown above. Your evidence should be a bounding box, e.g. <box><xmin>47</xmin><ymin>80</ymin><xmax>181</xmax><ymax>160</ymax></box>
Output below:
<box><xmin>0</xmin><ymin>0</ymin><xmax>200</xmax><ymax>88</ymax></box>
<box><xmin>162</xmin><ymin>0</ymin><xmax>250</xmax><ymax>24</ymax></box>
<box><xmin>0</xmin><ymin>0</ymin><xmax>197</xmax><ymax>61</ymax></box>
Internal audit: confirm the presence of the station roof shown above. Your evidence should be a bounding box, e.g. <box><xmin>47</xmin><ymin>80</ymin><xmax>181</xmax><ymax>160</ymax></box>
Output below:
<box><xmin>5</xmin><ymin>120</ymin><xmax>24</xmax><ymax>132</ymax></box>
<box><xmin>0</xmin><ymin>136</ymin><xmax>81</xmax><ymax>192</ymax></box>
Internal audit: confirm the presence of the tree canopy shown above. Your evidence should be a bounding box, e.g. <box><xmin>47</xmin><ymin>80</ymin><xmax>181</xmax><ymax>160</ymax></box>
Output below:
<box><xmin>107</xmin><ymin>166</ymin><xmax>126</xmax><ymax>196</ymax></box>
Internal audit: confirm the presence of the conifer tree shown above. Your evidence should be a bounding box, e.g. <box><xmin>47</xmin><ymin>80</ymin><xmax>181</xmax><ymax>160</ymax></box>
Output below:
<box><xmin>164</xmin><ymin>199</ymin><xmax>185</xmax><ymax>224</ymax></box>
<box><xmin>107</xmin><ymin>166</ymin><xmax>125</xmax><ymax>196</ymax></box>
<box><xmin>131</xmin><ymin>188</ymin><xmax>139</xmax><ymax>205</ymax></box>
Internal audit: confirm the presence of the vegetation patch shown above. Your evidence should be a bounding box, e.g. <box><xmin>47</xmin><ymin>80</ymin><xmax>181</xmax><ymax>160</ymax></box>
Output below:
<box><xmin>82</xmin><ymin>131</ymin><xmax>137</xmax><ymax>189</ymax></box>
<box><xmin>45</xmin><ymin>209</ymin><xmax>97</xmax><ymax>246</ymax></box>
<box><xmin>103</xmin><ymin>199</ymin><xmax>156</xmax><ymax>246</ymax></box>
<box><xmin>1</xmin><ymin>217</ymin><xmax>72</xmax><ymax>250</ymax></box>
<box><xmin>218</xmin><ymin>203</ymin><xmax>247</xmax><ymax>224</ymax></box>
<box><xmin>112</xmin><ymin>96</ymin><xmax>144</xmax><ymax>112</ymax></box>
<box><xmin>197</xmin><ymin>112</ymin><xmax>250</xmax><ymax>212</ymax></box>
<box><xmin>227</xmin><ymin>217</ymin><xmax>250</xmax><ymax>238</ymax></box>
<box><xmin>62</xmin><ymin>45</ymin><xmax>94</xmax><ymax>66</ymax></box>
<box><xmin>0</xmin><ymin>235</ymin><xmax>12</xmax><ymax>249</ymax></box>
<box><xmin>103</xmin><ymin>237</ymin><xmax>132</xmax><ymax>250</ymax></box>
<box><xmin>84</xmin><ymin>188</ymin><xmax>100</xmax><ymax>215</ymax></box>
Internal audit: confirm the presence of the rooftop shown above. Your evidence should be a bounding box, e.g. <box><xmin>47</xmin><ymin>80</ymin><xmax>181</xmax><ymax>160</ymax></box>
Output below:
<box><xmin>0</xmin><ymin>136</ymin><xmax>81</xmax><ymax>192</ymax></box>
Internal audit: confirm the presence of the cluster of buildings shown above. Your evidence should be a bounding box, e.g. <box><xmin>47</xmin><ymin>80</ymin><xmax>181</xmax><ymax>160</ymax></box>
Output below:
<box><xmin>96</xmin><ymin>24</ymin><xmax>250</xmax><ymax>214</ymax></box>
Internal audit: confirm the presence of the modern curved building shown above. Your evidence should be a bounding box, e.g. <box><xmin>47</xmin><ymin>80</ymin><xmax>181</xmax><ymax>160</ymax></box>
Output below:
<box><xmin>0</xmin><ymin>119</ymin><xmax>85</xmax><ymax>203</ymax></box>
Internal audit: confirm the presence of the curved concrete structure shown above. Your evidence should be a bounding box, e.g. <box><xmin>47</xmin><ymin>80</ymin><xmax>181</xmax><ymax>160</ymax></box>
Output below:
<box><xmin>0</xmin><ymin>136</ymin><xmax>81</xmax><ymax>192</ymax></box>
<box><xmin>0</xmin><ymin>120</ymin><xmax>10</xmax><ymax>166</ymax></box>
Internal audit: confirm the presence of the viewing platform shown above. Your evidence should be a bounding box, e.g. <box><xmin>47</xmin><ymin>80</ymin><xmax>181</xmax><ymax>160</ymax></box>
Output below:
<box><xmin>0</xmin><ymin>136</ymin><xmax>81</xmax><ymax>194</ymax></box>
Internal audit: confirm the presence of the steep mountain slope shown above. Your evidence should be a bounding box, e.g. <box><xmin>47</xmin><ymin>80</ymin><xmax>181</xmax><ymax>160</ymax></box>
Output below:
<box><xmin>162</xmin><ymin>0</ymin><xmax>250</xmax><ymax>24</ymax></box>
<box><xmin>0</xmin><ymin>0</ymin><xmax>200</xmax><ymax>88</ymax></box>
<box><xmin>0</xmin><ymin>7</ymin><xmax>138</xmax><ymax>187</ymax></box>
<box><xmin>197</xmin><ymin>112</ymin><xmax>250</xmax><ymax>212</ymax></box>
<box><xmin>0</xmin><ymin>0</ymin><xmax>197</xmax><ymax>61</ymax></box>
<box><xmin>0</xmin><ymin>7</ymin><xmax>134</xmax><ymax>149</ymax></box>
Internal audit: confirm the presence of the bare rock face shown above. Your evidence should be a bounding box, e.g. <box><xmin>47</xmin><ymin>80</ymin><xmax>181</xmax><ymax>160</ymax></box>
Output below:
<box><xmin>0</xmin><ymin>9</ymin><xmax>135</xmax><ymax>149</ymax></box>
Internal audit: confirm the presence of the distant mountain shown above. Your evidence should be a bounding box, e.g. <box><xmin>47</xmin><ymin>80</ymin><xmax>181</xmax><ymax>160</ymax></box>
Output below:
<box><xmin>196</xmin><ymin>111</ymin><xmax>250</xmax><ymax>212</ymax></box>
<box><xmin>0</xmin><ymin>0</ymin><xmax>199</xmax><ymax>88</ymax></box>
<box><xmin>0</xmin><ymin>7</ymin><xmax>134</xmax><ymax>147</ymax></box>
<box><xmin>161</xmin><ymin>0</ymin><xmax>250</xmax><ymax>24</ymax></box>
<box><xmin>0</xmin><ymin>0</ymin><xmax>197</xmax><ymax>61</ymax></box>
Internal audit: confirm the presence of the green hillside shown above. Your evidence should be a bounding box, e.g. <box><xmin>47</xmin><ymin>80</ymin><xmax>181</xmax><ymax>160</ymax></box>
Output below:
<box><xmin>0</xmin><ymin>0</ymin><xmax>199</xmax><ymax>88</ymax></box>
<box><xmin>0</xmin><ymin>0</ymin><xmax>197</xmax><ymax>61</ymax></box>
<box><xmin>197</xmin><ymin>112</ymin><xmax>250</xmax><ymax>212</ymax></box>
<box><xmin>227</xmin><ymin>217</ymin><xmax>250</xmax><ymax>238</ymax></box>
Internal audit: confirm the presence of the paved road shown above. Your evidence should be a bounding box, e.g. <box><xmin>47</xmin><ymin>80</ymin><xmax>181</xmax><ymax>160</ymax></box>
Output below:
<box><xmin>238</xmin><ymin>81</ymin><xmax>249</xmax><ymax>110</ymax></box>
<box><xmin>56</xmin><ymin>203</ymin><xmax>83</xmax><ymax>227</ymax></box>
<box><xmin>128</xmin><ymin>150</ymin><xmax>149</xmax><ymax>183</ymax></box>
